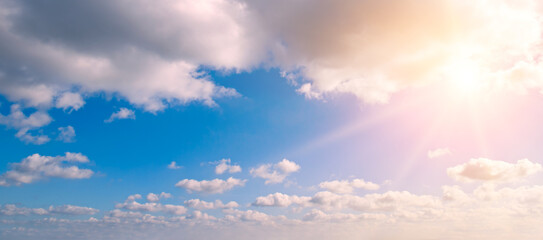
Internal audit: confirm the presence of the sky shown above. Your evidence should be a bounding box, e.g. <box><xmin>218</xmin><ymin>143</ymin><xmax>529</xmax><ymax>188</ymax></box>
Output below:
<box><xmin>2</xmin><ymin>0</ymin><xmax>543</xmax><ymax>239</ymax></box>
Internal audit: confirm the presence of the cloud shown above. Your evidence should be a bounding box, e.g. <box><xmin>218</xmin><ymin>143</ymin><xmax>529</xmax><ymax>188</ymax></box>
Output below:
<box><xmin>105</xmin><ymin>108</ymin><xmax>135</xmax><ymax>123</ymax></box>
<box><xmin>0</xmin><ymin>0</ymin><xmax>247</xmax><ymax>112</ymax></box>
<box><xmin>1</xmin><ymin>204</ymin><xmax>98</xmax><ymax>216</ymax></box>
<box><xmin>175</xmin><ymin>177</ymin><xmax>246</xmax><ymax>194</ymax></box>
<box><xmin>0</xmin><ymin>204</ymin><xmax>48</xmax><ymax>216</ymax></box>
<box><xmin>252</xmin><ymin>192</ymin><xmax>310</xmax><ymax>207</ymax></box>
<box><xmin>167</xmin><ymin>161</ymin><xmax>182</xmax><ymax>170</ymax></box>
<box><xmin>146</xmin><ymin>192</ymin><xmax>172</xmax><ymax>202</ymax></box>
<box><xmin>447</xmin><ymin>158</ymin><xmax>542</xmax><ymax>183</ymax></box>
<box><xmin>57</xmin><ymin>126</ymin><xmax>76</xmax><ymax>143</ymax></box>
<box><xmin>0</xmin><ymin>104</ymin><xmax>52</xmax><ymax>144</ymax></box>
<box><xmin>55</xmin><ymin>92</ymin><xmax>85</xmax><ymax>112</ymax></box>
<box><xmin>427</xmin><ymin>148</ymin><xmax>452</xmax><ymax>159</ymax></box>
<box><xmin>0</xmin><ymin>152</ymin><xmax>93</xmax><ymax>186</ymax></box>
<box><xmin>302</xmin><ymin>209</ymin><xmax>386</xmax><ymax>222</ymax></box>
<box><xmin>252</xmin><ymin>190</ymin><xmax>441</xmax><ymax>213</ymax></box>
<box><xmin>249</xmin><ymin>0</ymin><xmax>543</xmax><ymax>103</ymax></box>
<box><xmin>1</xmin><ymin>0</ymin><xmax>543</xmax><ymax>116</ymax></box>
<box><xmin>215</xmin><ymin>159</ymin><xmax>241</xmax><ymax>174</ymax></box>
<box><xmin>319</xmin><ymin>179</ymin><xmax>380</xmax><ymax>194</ymax></box>
<box><xmin>116</xmin><ymin>194</ymin><xmax>186</xmax><ymax>215</ymax></box>
<box><xmin>184</xmin><ymin>199</ymin><xmax>239</xmax><ymax>210</ymax></box>
<box><xmin>47</xmin><ymin>205</ymin><xmax>99</xmax><ymax>215</ymax></box>
<box><xmin>250</xmin><ymin>159</ymin><xmax>300</xmax><ymax>184</ymax></box>
<box><xmin>222</xmin><ymin>209</ymin><xmax>280</xmax><ymax>223</ymax></box>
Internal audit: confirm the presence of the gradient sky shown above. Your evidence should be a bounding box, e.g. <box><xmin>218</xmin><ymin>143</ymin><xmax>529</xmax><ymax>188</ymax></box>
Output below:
<box><xmin>2</xmin><ymin>0</ymin><xmax>543</xmax><ymax>239</ymax></box>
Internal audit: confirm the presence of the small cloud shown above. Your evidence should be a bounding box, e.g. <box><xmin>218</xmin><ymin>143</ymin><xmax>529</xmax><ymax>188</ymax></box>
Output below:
<box><xmin>57</xmin><ymin>126</ymin><xmax>76</xmax><ymax>143</ymax></box>
<box><xmin>105</xmin><ymin>108</ymin><xmax>135</xmax><ymax>123</ymax></box>
<box><xmin>250</xmin><ymin>159</ymin><xmax>300</xmax><ymax>184</ymax></box>
<box><xmin>167</xmin><ymin>161</ymin><xmax>182</xmax><ymax>170</ymax></box>
<box><xmin>146</xmin><ymin>192</ymin><xmax>172</xmax><ymax>202</ymax></box>
<box><xmin>427</xmin><ymin>148</ymin><xmax>451</xmax><ymax>159</ymax></box>
<box><xmin>116</xmin><ymin>194</ymin><xmax>186</xmax><ymax>215</ymax></box>
<box><xmin>0</xmin><ymin>104</ymin><xmax>52</xmax><ymax>145</ymax></box>
<box><xmin>55</xmin><ymin>92</ymin><xmax>85</xmax><ymax>112</ymax></box>
<box><xmin>319</xmin><ymin>178</ymin><xmax>380</xmax><ymax>194</ymax></box>
<box><xmin>15</xmin><ymin>129</ymin><xmax>50</xmax><ymax>145</ymax></box>
<box><xmin>215</xmin><ymin>159</ymin><xmax>242</xmax><ymax>175</ymax></box>
<box><xmin>184</xmin><ymin>199</ymin><xmax>239</xmax><ymax>210</ymax></box>
<box><xmin>175</xmin><ymin>177</ymin><xmax>246</xmax><ymax>194</ymax></box>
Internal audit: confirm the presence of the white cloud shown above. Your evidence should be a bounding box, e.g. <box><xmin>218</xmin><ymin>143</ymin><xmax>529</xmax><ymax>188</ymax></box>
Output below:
<box><xmin>222</xmin><ymin>209</ymin><xmax>279</xmax><ymax>223</ymax></box>
<box><xmin>252</xmin><ymin>192</ymin><xmax>310</xmax><ymax>207</ymax></box>
<box><xmin>447</xmin><ymin>158</ymin><xmax>542</xmax><ymax>183</ymax></box>
<box><xmin>302</xmin><ymin>209</ymin><xmax>386</xmax><ymax>222</ymax></box>
<box><xmin>175</xmin><ymin>177</ymin><xmax>246</xmax><ymax>194</ymax></box>
<box><xmin>48</xmin><ymin>205</ymin><xmax>99</xmax><ymax>215</ymax></box>
<box><xmin>168</xmin><ymin>161</ymin><xmax>182</xmax><ymax>170</ymax></box>
<box><xmin>252</xmin><ymin>190</ymin><xmax>441</xmax><ymax>213</ymax></box>
<box><xmin>15</xmin><ymin>129</ymin><xmax>50</xmax><ymax>145</ymax></box>
<box><xmin>57</xmin><ymin>126</ymin><xmax>76</xmax><ymax>143</ymax></box>
<box><xmin>427</xmin><ymin>148</ymin><xmax>452</xmax><ymax>159</ymax></box>
<box><xmin>250</xmin><ymin>159</ymin><xmax>300</xmax><ymax>184</ymax></box>
<box><xmin>319</xmin><ymin>179</ymin><xmax>380</xmax><ymax>194</ymax></box>
<box><xmin>0</xmin><ymin>204</ymin><xmax>48</xmax><ymax>216</ymax></box>
<box><xmin>55</xmin><ymin>92</ymin><xmax>85</xmax><ymax>112</ymax></box>
<box><xmin>0</xmin><ymin>152</ymin><xmax>93</xmax><ymax>186</ymax></box>
<box><xmin>105</xmin><ymin>108</ymin><xmax>135</xmax><ymax>123</ymax></box>
<box><xmin>215</xmin><ymin>159</ymin><xmax>241</xmax><ymax>174</ymax></box>
<box><xmin>116</xmin><ymin>195</ymin><xmax>186</xmax><ymax>215</ymax></box>
<box><xmin>0</xmin><ymin>104</ymin><xmax>52</xmax><ymax>144</ymax></box>
<box><xmin>184</xmin><ymin>199</ymin><xmax>239</xmax><ymax>210</ymax></box>
<box><xmin>146</xmin><ymin>192</ymin><xmax>172</xmax><ymax>202</ymax></box>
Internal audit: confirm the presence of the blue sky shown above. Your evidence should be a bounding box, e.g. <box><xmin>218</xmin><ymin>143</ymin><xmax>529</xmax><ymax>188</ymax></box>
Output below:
<box><xmin>2</xmin><ymin>0</ymin><xmax>543</xmax><ymax>239</ymax></box>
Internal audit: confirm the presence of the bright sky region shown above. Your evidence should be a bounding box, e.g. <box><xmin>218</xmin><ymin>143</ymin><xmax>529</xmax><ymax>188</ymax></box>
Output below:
<box><xmin>2</xmin><ymin>1</ymin><xmax>543</xmax><ymax>240</ymax></box>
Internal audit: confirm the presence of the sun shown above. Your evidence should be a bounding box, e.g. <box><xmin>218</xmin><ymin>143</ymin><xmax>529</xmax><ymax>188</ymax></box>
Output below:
<box><xmin>443</xmin><ymin>58</ymin><xmax>485</xmax><ymax>95</ymax></box>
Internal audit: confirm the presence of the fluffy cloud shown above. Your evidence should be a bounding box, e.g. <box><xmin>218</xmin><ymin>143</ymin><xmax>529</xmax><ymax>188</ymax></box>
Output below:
<box><xmin>57</xmin><ymin>126</ymin><xmax>76</xmax><ymax>143</ymax></box>
<box><xmin>0</xmin><ymin>204</ymin><xmax>98</xmax><ymax>216</ymax></box>
<box><xmin>0</xmin><ymin>204</ymin><xmax>48</xmax><ymax>216</ymax></box>
<box><xmin>184</xmin><ymin>199</ymin><xmax>239</xmax><ymax>210</ymax></box>
<box><xmin>250</xmin><ymin>0</ymin><xmax>543</xmax><ymax>103</ymax></box>
<box><xmin>47</xmin><ymin>205</ymin><xmax>99</xmax><ymax>215</ymax></box>
<box><xmin>0</xmin><ymin>0</ymin><xmax>248</xmax><ymax>112</ymax></box>
<box><xmin>215</xmin><ymin>159</ymin><xmax>241</xmax><ymax>175</ymax></box>
<box><xmin>0</xmin><ymin>152</ymin><xmax>93</xmax><ymax>186</ymax></box>
<box><xmin>302</xmin><ymin>209</ymin><xmax>386</xmax><ymax>222</ymax></box>
<box><xmin>447</xmin><ymin>158</ymin><xmax>542</xmax><ymax>182</ymax></box>
<box><xmin>222</xmin><ymin>209</ymin><xmax>280</xmax><ymax>223</ymax></box>
<box><xmin>427</xmin><ymin>148</ymin><xmax>451</xmax><ymax>159</ymax></box>
<box><xmin>2</xmin><ymin>0</ymin><xmax>543</xmax><ymax>116</ymax></box>
<box><xmin>250</xmin><ymin>159</ymin><xmax>300</xmax><ymax>184</ymax></box>
<box><xmin>0</xmin><ymin>104</ymin><xmax>52</xmax><ymax>144</ymax></box>
<box><xmin>252</xmin><ymin>190</ymin><xmax>441</xmax><ymax>213</ymax></box>
<box><xmin>116</xmin><ymin>195</ymin><xmax>186</xmax><ymax>215</ymax></box>
<box><xmin>55</xmin><ymin>92</ymin><xmax>85</xmax><ymax>112</ymax></box>
<box><xmin>104</xmin><ymin>108</ymin><xmax>135</xmax><ymax>123</ymax></box>
<box><xmin>175</xmin><ymin>177</ymin><xmax>246</xmax><ymax>194</ymax></box>
<box><xmin>319</xmin><ymin>179</ymin><xmax>380</xmax><ymax>194</ymax></box>
<box><xmin>146</xmin><ymin>192</ymin><xmax>172</xmax><ymax>202</ymax></box>
<box><xmin>252</xmin><ymin>192</ymin><xmax>310</xmax><ymax>207</ymax></box>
